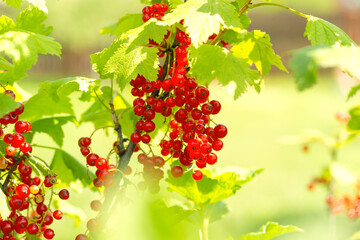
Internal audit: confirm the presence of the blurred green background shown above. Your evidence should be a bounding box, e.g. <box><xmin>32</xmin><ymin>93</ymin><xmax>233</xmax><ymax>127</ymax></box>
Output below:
<box><xmin>2</xmin><ymin>0</ymin><xmax>360</xmax><ymax>239</ymax></box>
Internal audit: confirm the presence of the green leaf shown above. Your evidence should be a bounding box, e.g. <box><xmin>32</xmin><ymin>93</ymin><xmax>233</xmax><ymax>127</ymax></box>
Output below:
<box><xmin>232</xmin><ymin>30</ymin><xmax>287</xmax><ymax>78</ymax></box>
<box><xmin>91</xmin><ymin>39</ymin><xmax>160</xmax><ymax>90</ymax></box>
<box><xmin>221</xmin><ymin>28</ymin><xmax>247</xmax><ymax>45</ymax></box>
<box><xmin>166</xmin><ymin>168</ymin><xmax>262</xmax><ymax>206</ymax></box>
<box><xmin>348</xmin><ymin>84</ymin><xmax>360</xmax><ymax>100</ymax></box>
<box><xmin>0</xmin><ymin>9</ymin><xmax>61</xmax><ymax>84</ymax></box>
<box><xmin>31</xmin><ymin>116</ymin><xmax>77</xmax><ymax>147</ymax></box>
<box><xmin>52</xmin><ymin>198</ymin><xmax>87</xmax><ymax>227</ymax></box>
<box><xmin>289</xmin><ymin>45</ymin><xmax>360</xmax><ymax>91</ymax></box>
<box><xmin>163</xmin><ymin>0</ymin><xmax>242</xmax><ymax>47</ymax></box>
<box><xmin>100</xmin><ymin>14</ymin><xmax>143</xmax><ymax>36</ymax></box>
<box><xmin>80</xmin><ymin>87</ymin><xmax>135</xmax><ymax>138</ymax></box>
<box><xmin>16</xmin><ymin>7</ymin><xmax>52</xmax><ymax>35</ymax></box>
<box><xmin>50</xmin><ymin>150</ymin><xmax>96</xmax><ymax>189</ymax></box>
<box><xmin>304</xmin><ymin>16</ymin><xmax>356</xmax><ymax>47</ymax></box>
<box><xmin>26</xmin><ymin>0</ymin><xmax>48</xmax><ymax>13</ymax></box>
<box><xmin>2</xmin><ymin>0</ymin><xmax>22</xmax><ymax>8</ymax></box>
<box><xmin>0</xmin><ymin>189</ymin><xmax>11</xmax><ymax>220</ymax></box>
<box><xmin>124</xmin><ymin>18</ymin><xmax>170</xmax><ymax>52</ymax></box>
<box><xmin>348</xmin><ymin>105</ymin><xmax>360</xmax><ymax>132</ymax></box>
<box><xmin>238</xmin><ymin>222</ymin><xmax>302</xmax><ymax>240</ymax></box>
<box><xmin>0</xmin><ymin>56</ymin><xmax>13</xmax><ymax>71</ymax></box>
<box><xmin>0</xmin><ymin>94</ymin><xmax>19</xmax><ymax>117</ymax></box>
<box><xmin>21</xmin><ymin>77</ymin><xmax>97</xmax><ymax>122</ymax></box>
<box><xmin>190</xmin><ymin>44</ymin><xmax>259</xmax><ymax>99</ymax></box>
<box><xmin>168</xmin><ymin>0</ymin><xmax>184</xmax><ymax>8</ymax></box>
<box><xmin>25</xmin><ymin>234</ymin><xmax>41</xmax><ymax>240</ymax></box>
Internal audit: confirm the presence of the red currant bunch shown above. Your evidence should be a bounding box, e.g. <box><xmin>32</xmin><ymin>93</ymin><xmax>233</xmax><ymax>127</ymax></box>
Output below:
<box><xmin>0</xmin><ymin>90</ymin><xmax>68</xmax><ymax>240</ymax></box>
<box><xmin>142</xmin><ymin>3</ymin><xmax>168</xmax><ymax>22</ymax></box>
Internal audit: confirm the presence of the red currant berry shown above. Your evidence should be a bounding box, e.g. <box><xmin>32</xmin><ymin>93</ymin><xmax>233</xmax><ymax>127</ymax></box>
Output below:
<box><xmin>192</xmin><ymin>170</ymin><xmax>203</xmax><ymax>181</ymax></box>
<box><xmin>171</xmin><ymin>165</ymin><xmax>183</xmax><ymax>178</ymax></box>
<box><xmin>53</xmin><ymin>210</ymin><xmax>63</xmax><ymax>220</ymax></box>
<box><xmin>141</xmin><ymin>134</ymin><xmax>151</xmax><ymax>144</ymax></box>
<box><xmin>27</xmin><ymin>223</ymin><xmax>39</xmax><ymax>235</ymax></box>
<box><xmin>131</xmin><ymin>132</ymin><xmax>142</xmax><ymax>143</ymax></box>
<box><xmin>212</xmin><ymin>139</ymin><xmax>223</xmax><ymax>151</ymax></box>
<box><xmin>44</xmin><ymin>228</ymin><xmax>55</xmax><ymax>239</ymax></box>
<box><xmin>15</xmin><ymin>184</ymin><xmax>30</xmax><ymax>199</ymax></box>
<box><xmin>59</xmin><ymin>189</ymin><xmax>70</xmax><ymax>200</ymax></box>
<box><xmin>76</xmin><ymin>234</ymin><xmax>88</xmax><ymax>240</ymax></box>
<box><xmin>214</xmin><ymin>124</ymin><xmax>227</xmax><ymax>138</ymax></box>
<box><xmin>95</xmin><ymin>158</ymin><xmax>107</xmax><ymax>170</ymax></box>
<box><xmin>86</xmin><ymin>153</ymin><xmax>99</xmax><ymax>166</ymax></box>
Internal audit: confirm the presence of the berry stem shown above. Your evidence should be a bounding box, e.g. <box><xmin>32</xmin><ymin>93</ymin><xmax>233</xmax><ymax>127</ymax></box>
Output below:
<box><xmin>248</xmin><ymin>2</ymin><xmax>309</xmax><ymax>19</ymax></box>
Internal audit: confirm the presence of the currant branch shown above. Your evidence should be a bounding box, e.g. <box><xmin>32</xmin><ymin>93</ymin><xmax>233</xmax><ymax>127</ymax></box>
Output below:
<box><xmin>2</xmin><ymin>157</ymin><xmax>22</xmax><ymax>193</ymax></box>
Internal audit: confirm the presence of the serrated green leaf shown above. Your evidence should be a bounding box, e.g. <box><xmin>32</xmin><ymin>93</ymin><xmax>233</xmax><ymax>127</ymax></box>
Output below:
<box><xmin>166</xmin><ymin>168</ymin><xmax>261</xmax><ymax>206</ymax></box>
<box><xmin>289</xmin><ymin>45</ymin><xmax>360</xmax><ymax>91</ymax></box>
<box><xmin>21</xmin><ymin>81</ymin><xmax>74</xmax><ymax>123</ymax></box>
<box><xmin>26</xmin><ymin>0</ymin><xmax>47</xmax><ymax>13</ymax></box>
<box><xmin>52</xmin><ymin>198</ymin><xmax>87</xmax><ymax>227</ymax></box>
<box><xmin>0</xmin><ymin>9</ymin><xmax>61</xmax><ymax>84</ymax></box>
<box><xmin>100</xmin><ymin>14</ymin><xmax>143</xmax><ymax>36</ymax></box>
<box><xmin>31</xmin><ymin>116</ymin><xmax>76</xmax><ymax>147</ymax></box>
<box><xmin>348</xmin><ymin>84</ymin><xmax>360</xmax><ymax>100</ymax></box>
<box><xmin>163</xmin><ymin>0</ymin><xmax>242</xmax><ymax>47</ymax></box>
<box><xmin>21</xmin><ymin>77</ymin><xmax>96</xmax><ymax>122</ymax></box>
<box><xmin>2</xmin><ymin>0</ymin><xmax>22</xmax><ymax>8</ymax></box>
<box><xmin>124</xmin><ymin>18</ymin><xmax>170</xmax><ymax>52</ymax></box>
<box><xmin>93</xmin><ymin>19</ymin><xmax>168</xmax><ymax>87</ymax></box>
<box><xmin>238</xmin><ymin>222</ymin><xmax>302</xmax><ymax>240</ymax></box>
<box><xmin>50</xmin><ymin>150</ymin><xmax>96</xmax><ymax>189</ymax></box>
<box><xmin>0</xmin><ymin>94</ymin><xmax>19</xmax><ymax>117</ymax></box>
<box><xmin>232</xmin><ymin>30</ymin><xmax>287</xmax><ymax>78</ymax></box>
<box><xmin>190</xmin><ymin>44</ymin><xmax>259</xmax><ymax>99</ymax></box>
<box><xmin>16</xmin><ymin>7</ymin><xmax>52</xmax><ymax>35</ymax></box>
<box><xmin>304</xmin><ymin>16</ymin><xmax>356</xmax><ymax>47</ymax></box>
<box><xmin>0</xmin><ymin>189</ymin><xmax>11</xmax><ymax>220</ymax></box>
<box><xmin>92</xmin><ymin>39</ymin><xmax>160</xmax><ymax>89</ymax></box>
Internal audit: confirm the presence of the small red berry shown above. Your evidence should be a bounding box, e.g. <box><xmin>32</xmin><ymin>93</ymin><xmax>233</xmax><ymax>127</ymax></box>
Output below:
<box><xmin>59</xmin><ymin>189</ymin><xmax>70</xmax><ymax>200</ymax></box>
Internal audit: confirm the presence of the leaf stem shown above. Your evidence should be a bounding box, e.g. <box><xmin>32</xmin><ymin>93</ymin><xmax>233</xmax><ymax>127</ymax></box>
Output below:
<box><xmin>94</xmin><ymin>89</ymin><xmax>111</xmax><ymax>112</ymax></box>
<box><xmin>89</xmin><ymin>125</ymin><xmax>114</xmax><ymax>139</ymax></box>
<box><xmin>31</xmin><ymin>144</ymin><xmax>59</xmax><ymax>151</ymax></box>
<box><xmin>249</xmin><ymin>2</ymin><xmax>309</xmax><ymax>19</ymax></box>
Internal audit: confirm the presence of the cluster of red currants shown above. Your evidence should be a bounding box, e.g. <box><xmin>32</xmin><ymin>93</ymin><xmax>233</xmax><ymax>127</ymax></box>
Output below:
<box><xmin>142</xmin><ymin>3</ymin><xmax>168</xmax><ymax>22</ymax></box>
<box><xmin>0</xmin><ymin>90</ymin><xmax>69</xmax><ymax>240</ymax></box>
<box><xmin>78</xmin><ymin>137</ymin><xmax>118</xmax><ymax>189</ymax></box>
<box><xmin>130</xmin><ymin>11</ymin><xmax>228</xmax><ymax>182</ymax></box>
<box><xmin>137</xmin><ymin>153</ymin><xmax>165</xmax><ymax>193</ymax></box>
<box><xmin>77</xmin><ymin>137</ymin><xmax>133</xmax><ymax>240</ymax></box>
